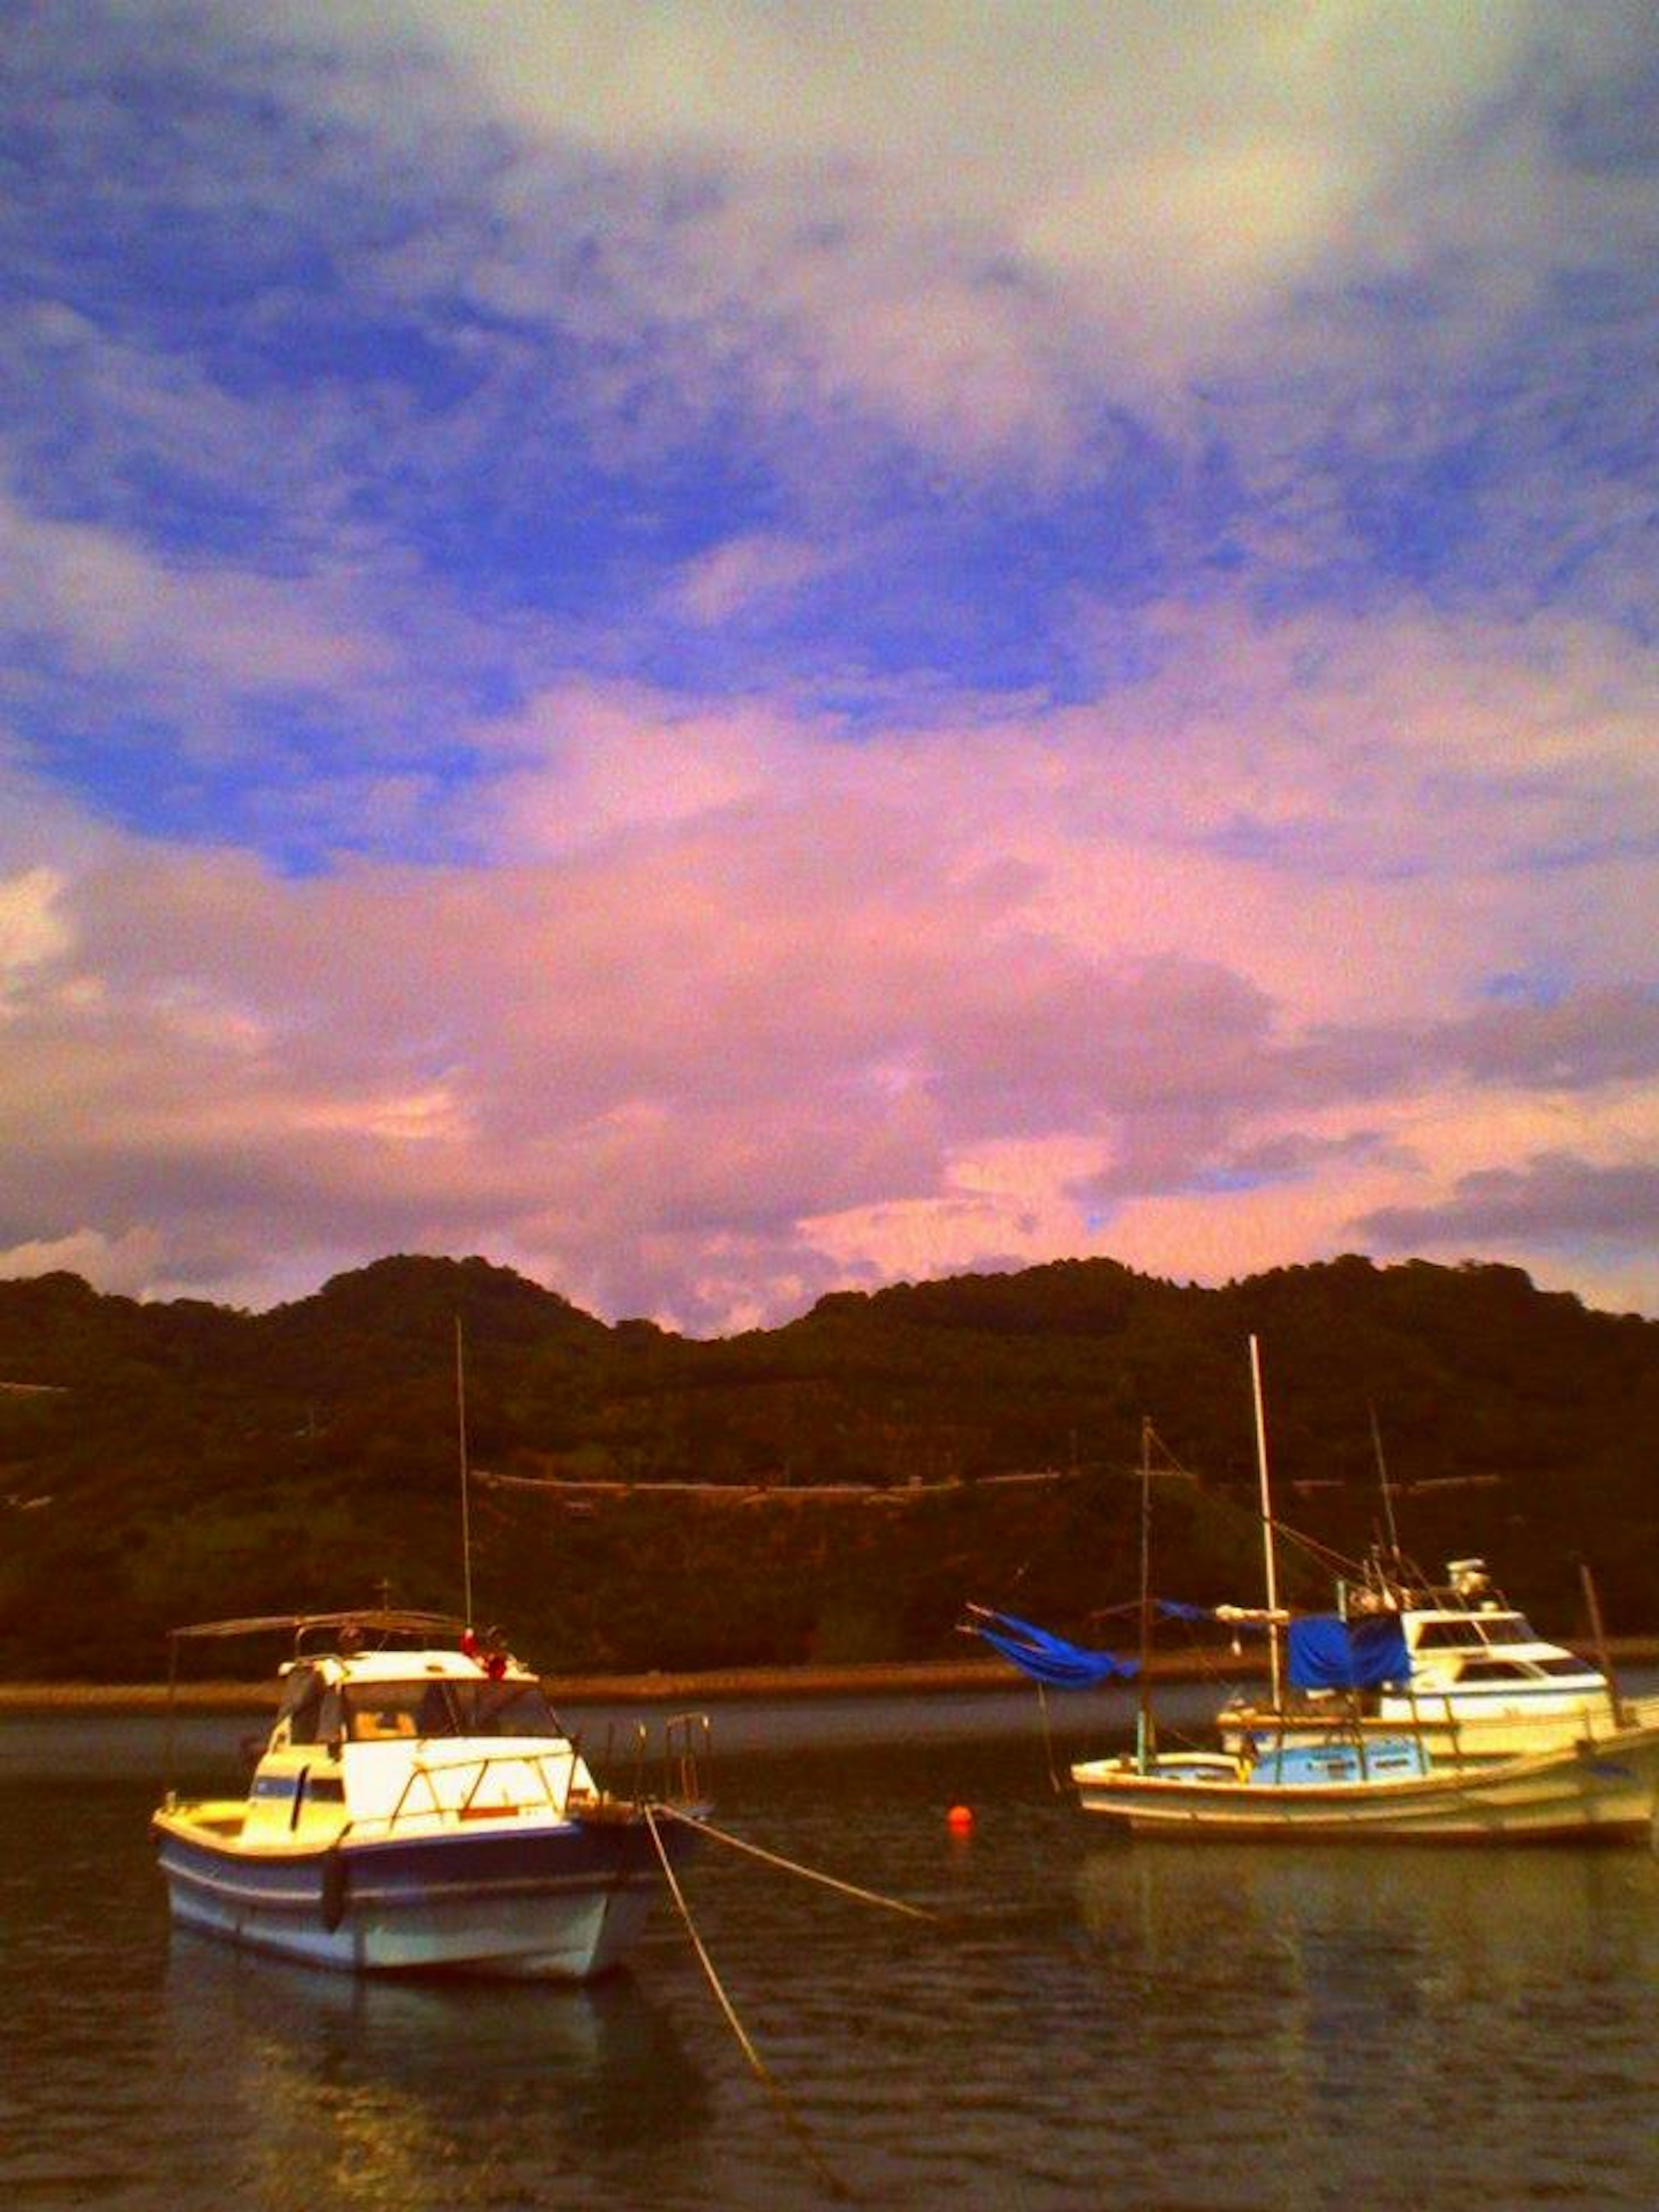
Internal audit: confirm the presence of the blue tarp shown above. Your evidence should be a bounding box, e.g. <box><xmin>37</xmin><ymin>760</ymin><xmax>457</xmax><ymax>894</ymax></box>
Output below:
<box><xmin>1287</xmin><ymin>1613</ymin><xmax>1411</xmax><ymax>1691</ymax></box>
<box><xmin>964</xmin><ymin>1607</ymin><xmax>1139</xmax><ymax>1688</ymax></box>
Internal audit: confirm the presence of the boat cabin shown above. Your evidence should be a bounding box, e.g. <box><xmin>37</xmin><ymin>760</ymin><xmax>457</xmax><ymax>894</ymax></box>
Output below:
<box><xmin>1381</xmin><ymin>1562</ymin><xmax>1606</xmax><ymax>1712</ymax></box>
<box><xmin>1247</xmin><ymin>1737</ymin><xmax>1431</xmax><ymax>1787</ymax></box>
<box><xmin>236</xmin><ymin>1645</ymin><xmax>596</xmax><ymax>1846</ymax></box>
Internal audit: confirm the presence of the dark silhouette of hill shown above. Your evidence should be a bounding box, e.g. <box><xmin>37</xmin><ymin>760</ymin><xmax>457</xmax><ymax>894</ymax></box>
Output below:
<box><xmin>0</xmin><ymin>1251</ymin><xmax>1655</xmax><ymax>1678</ymax></box>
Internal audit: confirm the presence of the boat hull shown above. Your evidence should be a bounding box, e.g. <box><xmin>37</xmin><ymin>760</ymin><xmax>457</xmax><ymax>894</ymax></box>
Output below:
<box><xmin>1072</xmin><ymin>1726</ymin><xmax>1659</xmax><ymax>1843</ymax></box>
<box><xmin>153</xmin><ymin>1810</ymin><xmax>699</xmax><ymax>1978</ymax></box>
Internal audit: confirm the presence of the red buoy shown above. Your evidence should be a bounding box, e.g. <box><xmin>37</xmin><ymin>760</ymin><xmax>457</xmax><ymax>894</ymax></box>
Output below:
<box><xmin>946</xmin><ymin>1803</ymin><xmax>974</xmax><ymax>1834</ymax></box>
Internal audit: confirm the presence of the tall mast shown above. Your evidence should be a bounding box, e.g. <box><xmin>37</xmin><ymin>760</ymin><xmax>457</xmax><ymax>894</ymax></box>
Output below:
<box><xmin>456</xmin><ymin>1313</ymin><xmax>474</xmax><ymax>1627</ymax></box>
<box><xmin>1249</xmin><ymin>1334</ymin><xmax>1282</xmax><ymax>1709</ymax></box>
<box><xmin>1136</xmin><ymin>1414</ymin><xmax>1155</xmax><ymax>1773</ymax></box>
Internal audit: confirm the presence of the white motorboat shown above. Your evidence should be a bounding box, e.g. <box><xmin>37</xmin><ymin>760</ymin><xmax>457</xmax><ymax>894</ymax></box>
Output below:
<box><xmin>152</xmin><ymin>1611</ymin><xmax>708</xmax><ymax>1978</ymax></box>
<box><xmin>1218</xmin><ymin>1555</ymin><xmax>1659</xmax><ymax>1764</ymax></box>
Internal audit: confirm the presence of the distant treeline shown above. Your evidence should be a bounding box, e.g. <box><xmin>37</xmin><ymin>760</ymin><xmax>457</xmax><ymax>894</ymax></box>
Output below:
<box><xmin>1</xmin><ymin>1250</ymin><xmax>1656</xmax><ymax>1679</ymax></box>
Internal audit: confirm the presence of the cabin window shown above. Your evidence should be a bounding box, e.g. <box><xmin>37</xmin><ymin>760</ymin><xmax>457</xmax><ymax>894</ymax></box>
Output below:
<box><xmin>341</xmin><ymin>1679</ymin><xmax>564</xmax><ymax>1742</ymax></box>
<box><xmin>1416</xmin><ymin>1622</ymin><xmax>1487</xmax><ymax>1649</ymax></box>
<box><xmin>278</xmin><ymin>1667</ymin><xmax>326</xmax><ymax>1745</ymax></box>
<box><xmin>1457</xmin><ymin>1659</ymin><xmax>1532</xmax><ymax>1681</ymax></box>
<box><xmin>455</xmin><ymin>1681</ymin><xmax>564</xmax><ymax>1738</ymax></box>
<box><xmin>345</xmin><ymin>1688</ymin><xmax>421</xmax><ymax>1741</ymax></box>
<box><xmin>1474</xmin><ymin>1614</ymin><xmax>1535</xmax><ymax>1642</ymax></box>
<box><xmin>1537</xmin><ymin>1656</ymin><xmax>1594</xmax><ymax>1678</ymax></box>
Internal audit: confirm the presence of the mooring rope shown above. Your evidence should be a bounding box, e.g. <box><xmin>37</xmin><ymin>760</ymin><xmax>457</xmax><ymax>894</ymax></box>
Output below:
<box><xmin>643</xmin><ymin>1804</ymin><xmax>851</xmax><ymax>2203</ymax></box>
<box><xmin>651</xmin><ymin>1801</ymin><xmax>937</xmax><ymax>1922</ymax></box>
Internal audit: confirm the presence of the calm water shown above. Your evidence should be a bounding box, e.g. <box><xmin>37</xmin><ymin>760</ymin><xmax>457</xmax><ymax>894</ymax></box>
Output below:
<box><xmin>5</xmin><ymin>1692</ymin><xmax>1659</xmax><ymax>2211</ymax></box>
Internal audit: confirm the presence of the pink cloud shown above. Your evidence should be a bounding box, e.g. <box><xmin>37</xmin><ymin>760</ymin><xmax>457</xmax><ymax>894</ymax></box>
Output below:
<box><xmin>5</xmin><ymin>590</ymin><xmax>1659</xmax><ymax>1328</ymax></box>
<box><xmin>672</xmin><ymin>532</ymin><xmax>833</xmax><ymax>625</ymax></box>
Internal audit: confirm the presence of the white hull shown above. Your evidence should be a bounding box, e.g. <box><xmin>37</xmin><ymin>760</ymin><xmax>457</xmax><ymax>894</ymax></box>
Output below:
<box><xmin>1072</xmin><ymin>1723</ymin><xmax>1659</xmax><ymax>1842</ymax></box>
<box><xmin>159</xmin><ymin>1860</ymin><xmax>658</xmax><ymax>1977</ymax></box>
<box><xmin>153</xmin><ymin>1806</ymin><xmax>690</xmax><ymax>1980</ymax></box>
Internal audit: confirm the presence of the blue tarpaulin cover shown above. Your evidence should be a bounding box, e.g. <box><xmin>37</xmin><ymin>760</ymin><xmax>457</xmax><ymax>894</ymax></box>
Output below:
<box><xmin>964</xmin><ymin>1607</ymin><xmax>1139</xmax><ymax>1688</ymax></box>
<box><xmin>1287</xmin><ymin>1613</ymin><xmax>1411</xmax><ymax>1691</ymax></box>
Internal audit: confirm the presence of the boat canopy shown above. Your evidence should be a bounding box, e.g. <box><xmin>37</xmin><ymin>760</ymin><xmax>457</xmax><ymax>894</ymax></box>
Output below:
<box><xmin>168</xmin><ymin>1608</ymin><xmax>468</xmax><ymax>1643</ymax></box>
<box><xmin>1287</xmin><ymin>1614</ymin><xmax>1411</xmax><ymax>1691</ymax></box>
<box><xmin>963</xmin><ymin>1606</ymin><xmax>1139</xmax><ymax>1688</ymax></box>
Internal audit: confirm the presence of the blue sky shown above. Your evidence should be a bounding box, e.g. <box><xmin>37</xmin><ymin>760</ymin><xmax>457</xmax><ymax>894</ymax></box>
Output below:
<box><xmin>2</xmin><ymin>2</ymin><xmax>1658</xmax><ymax>1328</ymax></box>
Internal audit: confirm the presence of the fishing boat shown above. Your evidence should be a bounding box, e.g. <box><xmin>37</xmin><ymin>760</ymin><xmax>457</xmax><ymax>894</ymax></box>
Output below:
<box><xmin>972</xmin><ymin>1340</ymin><xmax>1659</xmax><ymax>1843</ymax></box>
<box><xmin>1072</xmin><ymin>1612</ymin><xmax>1659</xmax><ymax>1842</ymax></box>
<box><xmin>1071</xmin><ymin>1341</ymin><xmax>1659</xmax><ymax>1842</ymax></box>
<box><xmin>152</xmin><ymin>1609</ymin><xmax>709</xmax><ymax>1978</ymax></box>
<box><xmin>1071</xmin><ymin>1728</ymin><xmax>1659</xmax><ymax>1840</ymax></box>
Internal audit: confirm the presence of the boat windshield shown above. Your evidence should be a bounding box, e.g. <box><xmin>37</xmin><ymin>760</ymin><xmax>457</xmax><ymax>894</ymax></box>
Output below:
<box><xmin>1477</xmin><ymin>1614</ymin><xmax>1538</xmax><ymax>1643</ymax></box>
<box><xmin>342</xmin><ymin>1678</ymin><xmax>566</xmax><ymax>1742</ymax></box>
<box><xmin>1415</xmin><ymin>1614</ymin><xmax>1539</xmax><ymax>1650</ymax></box>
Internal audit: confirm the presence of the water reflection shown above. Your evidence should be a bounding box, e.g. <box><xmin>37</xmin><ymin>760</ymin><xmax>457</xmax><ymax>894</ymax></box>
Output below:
<box><xmin>162</xmin><ymin>1936</ymin><xmax>711</xmax><ymax>2211</ymax></box>
<box><xmin>8</xmin><ymin>1710</ymin><xmax>1659</xmax><ymax>2212</ymax></box>
<box><xmin>1075</xmin><ymin>1843</ymin><xmax>1659</xmax><ymax>2207</ymax></box>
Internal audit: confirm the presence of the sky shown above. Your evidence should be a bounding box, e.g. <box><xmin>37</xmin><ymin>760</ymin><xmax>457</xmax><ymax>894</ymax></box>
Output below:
<box><xmin>3</xmin><ymin>1</ymin><xmax>1658</xmax><ymax>1333</ymax></box>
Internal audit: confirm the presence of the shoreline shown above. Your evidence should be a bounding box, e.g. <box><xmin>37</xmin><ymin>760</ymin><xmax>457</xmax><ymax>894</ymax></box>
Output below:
<box><xmin>0</xmin><ymin>1649</ymin><xmax>1236</xmax><ymax>1714</ymax></box>
<box><xmin>3</xmin><ymin>1636</ymin><xmax>1657</xmax><ymax>1714</ymax></box>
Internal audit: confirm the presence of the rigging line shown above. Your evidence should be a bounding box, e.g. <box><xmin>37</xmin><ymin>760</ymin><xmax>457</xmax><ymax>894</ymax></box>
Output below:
<box><xmin>1142</xmin><ymin>1422</ymin><xmax>1197</xmax><ymax>1478</ymax></box>
<box><xmin>643</xmin><ymin>1806</ymin><xmax>851</xmax><ymax>2205</ymax></box>
<box><xmin>650</xmin><ymin>1802</ymin><xmax>937</xmax><ymax>1922</ymax></box>
<box><xmin>1191</xmin><ymin>1481</ymin><xmax>1367</xmax><ymax>1591</ymax></box>
<box><xmin>455</xmin><ymin>1312</ymin><xmax>473</xmax><ymax>1627</ymax></box>
<box><xmin>1036</xmin><ymin>1680</ymin><xmax>1064</xmax><ymax>1796</ymax></box>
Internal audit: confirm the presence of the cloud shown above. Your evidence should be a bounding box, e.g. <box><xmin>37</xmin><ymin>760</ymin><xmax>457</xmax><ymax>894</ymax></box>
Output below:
<box><xmin>3</xmin><ymin>8</ymin><xmax>1659</xmax><ymax>1327</ymax></box>
<box><xmin>0</xmin><ymin>1224</ymin><xmax>177</xmax><ymax>1300</ymax></box>
<box><xmin>0</xmin><ymin>868</ymin><xmax>73</xmax><ymax>995</ymax></box>
<box><xmin>0</xmin><ymin>652</ymin><xmax>1653</xmax><ymax>1333</ymax></box>
<box><xmin>672</xmin><ymin>533</ymin><xmax>833</xmax><ymax>626</ymax></box>
<box><xmin>385</xmin><ymin>0</ymin><xmax>1569</xmax><ymax>408</ymax></box>
<box><xmin>1358</xmin><ymin>1152</ymin><xmax>1659</xmax><ymax>1251</ymax></box>
<box><xmin>0</xmin><ymin>484</ymin><xmax>391</xmax><ymax>699</ymax></box>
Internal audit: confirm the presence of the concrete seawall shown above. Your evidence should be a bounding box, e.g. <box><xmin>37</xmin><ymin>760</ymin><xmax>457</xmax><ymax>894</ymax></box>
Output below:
<box><xmin>3</xmin><ymin>1637</ymin><xmax>1656</xmax><ymax>1714</ymax></box>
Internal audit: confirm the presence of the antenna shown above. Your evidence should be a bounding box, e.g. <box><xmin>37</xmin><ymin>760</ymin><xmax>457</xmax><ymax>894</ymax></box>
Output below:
<box><xmin>456</xmin><ymin>1313</ymin><xmax>474</xmax><ymax>1627</ymax></box>
<box><xmin>1368</xmin><ymin>1400</ymin><xmax>1403</xmax><ymax>1569</ymax></box>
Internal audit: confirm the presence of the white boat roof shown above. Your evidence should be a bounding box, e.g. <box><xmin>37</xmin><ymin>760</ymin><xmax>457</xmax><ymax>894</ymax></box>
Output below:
<box><xmin>309</xmin><ymin>1648</ymin><xmax>534</xmax><ymax>1684</ymax></box>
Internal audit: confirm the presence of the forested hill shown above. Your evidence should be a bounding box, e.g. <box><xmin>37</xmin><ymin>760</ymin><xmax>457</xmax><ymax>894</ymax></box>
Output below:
<box><xmin>1</xmin><ymin>1251</ymin><xmax>1656</xmax><ymax>1679</ymax></box>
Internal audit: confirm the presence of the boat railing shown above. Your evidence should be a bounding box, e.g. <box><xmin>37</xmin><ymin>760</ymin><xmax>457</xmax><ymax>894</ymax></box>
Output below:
<box><xmin>344</xmin><ymin>1717</ymin><xmax>713</xmax><ymax>1838</ymax></box>
<box><xmin>595</xmin><ymin>1718</ymin><xmax>652</xmax><ymax>1806</ymax></box>
<box><xmin>588</xmin><ymin>1712</ymin><xmax>712</xmax><ymax>1812</ymax></box>
<box><xmin>662</xmin><ymin>1710</ymin><xmax>711</xmax><ymax>1810</ymax></box>
<box><xmin>369</xmin><ymin>1748</ymin><xmax>578</xmax><ymax>1835</ymax></box>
